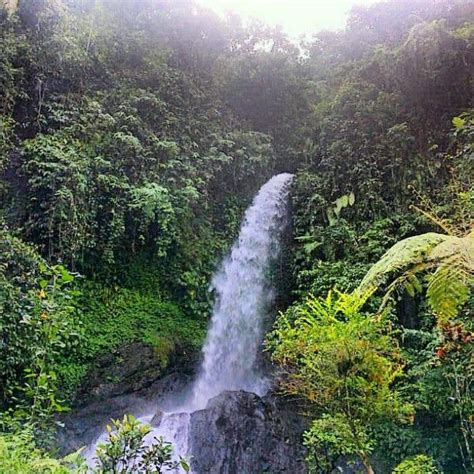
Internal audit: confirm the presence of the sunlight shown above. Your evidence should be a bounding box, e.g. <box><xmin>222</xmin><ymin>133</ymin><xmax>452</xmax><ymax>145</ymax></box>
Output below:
<box><xmin>197</xmin><ymin>0</ymin><xmax>379</xmax><ymax>36</ymax></box>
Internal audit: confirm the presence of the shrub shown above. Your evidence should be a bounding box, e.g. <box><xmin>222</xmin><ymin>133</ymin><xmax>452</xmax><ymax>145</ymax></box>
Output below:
<box><xmin>393</xmin><ymin>454</ymin><xmax>441</xmax><ymax>473</ymax></box>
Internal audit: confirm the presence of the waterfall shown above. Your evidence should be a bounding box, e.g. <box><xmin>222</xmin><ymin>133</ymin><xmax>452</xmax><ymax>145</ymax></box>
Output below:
<box><xmin>86</xmin><ymin>173</ymin><xmax>293</xmax><ymax>471</ymax></box>
<box><xmin>189</xmin><ymin>172</ymin><xmax>294</xmax><ymax>409</ymax></box>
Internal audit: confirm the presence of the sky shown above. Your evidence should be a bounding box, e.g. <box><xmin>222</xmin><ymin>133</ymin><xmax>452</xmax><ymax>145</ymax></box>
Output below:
<box><xmin>197</xmin><ymin>0</ymin><xmax>380</xmax><ymax>37</ymax></box>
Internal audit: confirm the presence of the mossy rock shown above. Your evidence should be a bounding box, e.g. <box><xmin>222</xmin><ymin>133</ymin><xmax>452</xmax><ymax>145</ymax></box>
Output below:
<box><xmin>75</xmin><ymin>340</ymin><xmax>197</xmax><ymax>406</ymax></box>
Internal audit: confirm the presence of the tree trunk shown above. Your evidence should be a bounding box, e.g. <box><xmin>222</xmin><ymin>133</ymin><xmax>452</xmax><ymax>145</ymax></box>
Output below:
<box><xmin>361</xmin><ymin>454</ymin><xmax>375</xmax><ymax>474</ymax></box>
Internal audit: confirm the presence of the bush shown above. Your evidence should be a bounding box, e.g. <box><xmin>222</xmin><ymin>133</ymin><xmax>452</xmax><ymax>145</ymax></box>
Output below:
<box><xmin>94</xmin><ymin>414</ymin><xmax>189</xmax><ymax>473</ymax></box>
<box><xmin>393</xmin><ymin>454</ymin><xmax>441</xmax><ymax>473</ymax></box>
<box><xmin>0</xmin><ymin>227</ymin><xmax>81</xmax><ymax>438</ymax></box>
<box><xmin>268</xmin><ymin>291</ymin><xmax>413</xmax><ymax>473</ymax></box>
<box><xmin>0</xmin><ymin>430</ymin><xmax>84</xmax><ymax>474</ymax></box>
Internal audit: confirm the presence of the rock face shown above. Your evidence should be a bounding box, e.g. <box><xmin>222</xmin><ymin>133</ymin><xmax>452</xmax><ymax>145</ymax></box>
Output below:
<box><xmin>57</xmin><ymin>342</ymin><xmax>196</xmax><ymax>455</ymax></box>
<box><xmin>57</xmin><ymin>370</ymin><xmax>192</xmax><ymax>456</ymax></box>
<box><xmin>188</xmin><ymin>390</ymin><xmax>308</xmax><ymax>474</ymax></box>
<box><xmin>75</xmin><ymin>341</ymin><xmax>196</xmax><ymax>406</ymax></box>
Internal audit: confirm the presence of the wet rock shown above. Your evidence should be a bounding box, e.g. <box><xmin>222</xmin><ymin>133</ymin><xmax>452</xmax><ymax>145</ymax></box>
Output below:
<box><xmin>57</xmin><ymin>370</ymin><xmax>193</xmax><ymax>455</ymax></box>
<box><xmin>56</xmin><ymin>340</ymin><xmax>196</xmax><ymax>456</ymax></box>
<box><xmin>75</xmin><ymin>342</ymin><xmax>197</xmax><ymax>407</ymax></box>
<box><xmin>56</xmin><ymin>392</ymin><xmax>142</xmax><ymax>456</ymax></box>
<box><xmin>188</xmin><ymin>390</ymin><xmax>308</xmax><ymax>474</ymax></box>
<box><xmin>151</xmin><ymin>410</ymin><xmax>164</xmax><ymax>427</ymax></box>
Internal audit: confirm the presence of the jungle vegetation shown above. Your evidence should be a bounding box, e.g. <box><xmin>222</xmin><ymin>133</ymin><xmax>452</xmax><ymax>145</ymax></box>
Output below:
<box><xmin>0</xmin><ymin>0</ymin><xmax>472</xmax><ymax>472</ymax></box>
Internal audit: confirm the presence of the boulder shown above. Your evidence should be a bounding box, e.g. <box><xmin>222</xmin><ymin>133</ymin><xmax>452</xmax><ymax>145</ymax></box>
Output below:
<box><xmin>188</xmin><ymin>390</ymin><xmax>308</xmax><ymax>474</ymax></box>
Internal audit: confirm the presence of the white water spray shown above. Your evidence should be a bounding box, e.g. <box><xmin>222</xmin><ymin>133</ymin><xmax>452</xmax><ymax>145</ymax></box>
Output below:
<box><xmin>86</xmin><ymin>173</ymin><xmax>293</xmax><ymax>470</ymax></box>
<box><xmin>190</xmin><ymin>172</ymin><xmax>293</xmax><ymax>409</ymax></box>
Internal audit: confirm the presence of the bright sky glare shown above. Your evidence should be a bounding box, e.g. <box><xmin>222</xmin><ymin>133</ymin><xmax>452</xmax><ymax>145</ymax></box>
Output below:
<box><xmin>198</xmin><ymin>0</ymin><xmax>379</xmax><ymax>37</ymax></box>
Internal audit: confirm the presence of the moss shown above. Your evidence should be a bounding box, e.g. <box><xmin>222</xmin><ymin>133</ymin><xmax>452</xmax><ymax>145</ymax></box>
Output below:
<box><xmin>57</xmin><ymin>281</ymin><xmax>207</xmax><ymax>401</ymax></box>
<box><xmin>146</xmin><ymin>334</ymin><xmax>177</xmax><ymax>370</ymax></box>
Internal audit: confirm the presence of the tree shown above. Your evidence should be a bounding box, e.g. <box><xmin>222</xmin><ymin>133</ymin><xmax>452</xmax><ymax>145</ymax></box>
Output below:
<box><xmin>267</xmin><ymin>291</ymin><xmax>413</xmax><ymax>473</ymax></box>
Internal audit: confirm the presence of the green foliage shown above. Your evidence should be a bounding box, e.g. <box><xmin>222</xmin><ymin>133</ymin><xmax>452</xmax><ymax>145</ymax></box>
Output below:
<box><xmin>78</xmin><ymin>284</ymin><xmax>204</xmax><ymax>357</ymax></box>
<box><xmin>426</xmin><ymin>233</ymin><xmax>473</xmax><ymax>320</ymax></box>
<box><xmin>56</xmin><ymin>281</ymin><xmax>206</xmax><ymax>400</ymax></box>
<box><xmin>0</xmin><ymin>416</ymin><xmax>190</xmax><ymax>474</ymax></box>
<box><xmin>94</xmin><ymin>414</ymin><xmax>189</xmax><ymax>473</ymax></box>
<box><xmin>304</xmin><ymin>414</ymin><xmax>373</xmax><ymax>473</ymax></box>
<box><xmin>291</xmin><ymin>166</ymin><xmax>423</xmax><ymax>300</ymax></box>
<box><xmin>0</xmin><ymin>226</ymin><xmax>81</xmax><ymax>427</ymax></box>
<box><xmin>1</xmin><ymin>1</ymin><xmax>276</xmax><ymax>311</ymax></box>
<box><xmin>395</xmin><ymin>20</ymin><xmax>471</xmax><ymax>130</ymax></box>
<box><xmin>294</xmin><ymin>260</ymin><xmax>370</xmax><ymax>298</ymax></box>
<box><xmin>19</xmin><ymin>133</ymin><xmax>92</xmax><ymax>265</ymax></box>
<box><xmin>326</xmin><ymin>192</ymin><xmax>355</xmax><ymax>226</ymax></box>
<box><xmin>393</xmin><ymin>454</ymin><xmax>441</xmax><ymax>474</ymax></box>
<box><xmin>434</xmin><ymin>320</ymin><xmax>474</xmax><ymax>471</ymax></box>
<box><xmin>279</xmin><ymin>112</ymin><xmax>472</xmax><ymax>473</ymax></box>
<box><xmin>268</xmin><ymin>291</ymin><xmax>413</xmax><ymax>472</ymax></box>
<box><xmin>358</xmin><ymin>233</ymin><xmax>448</xmax><ymax>294</ymax></box>
<box><xmin>129</xmin><ymin>183</ymin><xmax>176</xmax><ymax>256</ymax></box>
<box><xmin>0</xmin><ymin>429</ymin><xmax>85</xmax><ymax>473</ymax></box>
<box><xmin>357</xmin><ymin>231</ymin><xmax>474</xmax><ymax>322</ymax></box>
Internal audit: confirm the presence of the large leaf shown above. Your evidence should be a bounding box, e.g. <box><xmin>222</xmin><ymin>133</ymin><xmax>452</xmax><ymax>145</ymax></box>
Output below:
<box><xmin>356</xmin><ymin>231</ymin><xmax>473</xmax><ymax>321</ymax></box>
<box><xmin>357</xmin><ymin>232</ymin><xmax>448</xmax><ymax>295</ymax></box>
<box><xmin>427</xmin><ymin>233</ymin><xmax>474</xmax><ymax>321</ymax></box>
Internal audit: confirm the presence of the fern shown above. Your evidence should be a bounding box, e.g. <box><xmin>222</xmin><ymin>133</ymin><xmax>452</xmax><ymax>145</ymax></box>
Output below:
<box><xmin>357</xmin><ymin>232</ymin><xmax>448</xmax><ymax>295</ymax></box>
<box><xmin>427</xmin><ymin>234</ymin><xmax>474</xmax><ymax>321</ymax></box>
<box><xmin>356</xmin><ymin>231</ymin><xmax>473</xmax><ymax>322</ymax></box>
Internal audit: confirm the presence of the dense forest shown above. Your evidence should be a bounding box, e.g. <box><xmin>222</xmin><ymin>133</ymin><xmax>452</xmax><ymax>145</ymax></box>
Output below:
<box><xmin>0</xmin><ymin>0</ymin><xmax>473</xmax><ymax>472</ymax></box>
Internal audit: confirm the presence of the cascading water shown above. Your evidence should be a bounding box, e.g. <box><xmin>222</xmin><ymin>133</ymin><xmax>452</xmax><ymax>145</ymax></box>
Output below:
<box><xmin>189</xmin><ymin>172</ymin><xmax>294</xmax><ymax>410</ymax></box>
<box><xmin>86</xmin><ymin>173</ymin><xmax>293</xmax><ymax>471</ymax></box>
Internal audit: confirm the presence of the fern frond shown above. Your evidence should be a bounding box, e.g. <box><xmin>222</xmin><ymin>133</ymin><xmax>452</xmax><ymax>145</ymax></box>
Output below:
<box><xmin>426</xmin><ymin>234</ymin><xmax>474</xmax><ymax>321</ymax></box>
<box><xmin>356</xmin><ymin>230</ymin><xmax>473</xmax><ymax>321</ymax></box>
<box><xmin>377</xmin><ymin>262</ymin><xmax>432</xmax><ymax>313</ymax></box>
<box><xmin>427</xmin><ymin>232</ymin><xmax>474</xmax><ymax>266</ymax></box>
<box><xmin>357</xmin><ymin>232</ymin><xmax>449</xmax><ymax>296</ymax></box>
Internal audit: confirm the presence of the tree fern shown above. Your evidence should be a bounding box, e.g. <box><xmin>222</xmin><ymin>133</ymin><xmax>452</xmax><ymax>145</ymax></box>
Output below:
<box><xmin>357</xmin><ymin>232</ymin><xmax>448</xmax><ymax>295</ymax></box>
<box><xmin>356</xmin><ymin>231</ymin><xmax>473</xmax><ymax>322</ymax></box>
<box><xmin>427</xmin><ymin>234</ymin><xmax>474</xmax><ymax>321</ymax></box>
